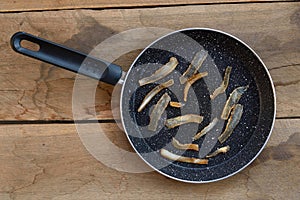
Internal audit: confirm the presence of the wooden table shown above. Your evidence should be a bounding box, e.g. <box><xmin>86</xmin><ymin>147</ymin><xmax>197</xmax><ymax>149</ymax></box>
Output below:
<box><xmin>0</xmin><ymin>0</ymin><xmax>299</xmax><ymax>199</ymax></box>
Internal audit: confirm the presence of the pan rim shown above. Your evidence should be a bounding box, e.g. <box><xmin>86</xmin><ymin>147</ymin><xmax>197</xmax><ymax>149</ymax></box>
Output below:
<box><xmin>120</xmin><ymin>27</ymin><xmax>276</xmax><ymax>183</ymax></box>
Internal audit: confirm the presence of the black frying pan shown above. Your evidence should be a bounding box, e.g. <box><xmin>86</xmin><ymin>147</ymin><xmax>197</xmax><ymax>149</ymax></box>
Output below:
<box><xmin>11</xmin><ymin>28</ymin><xmax>276</xmax><ymax>183</ymax></box>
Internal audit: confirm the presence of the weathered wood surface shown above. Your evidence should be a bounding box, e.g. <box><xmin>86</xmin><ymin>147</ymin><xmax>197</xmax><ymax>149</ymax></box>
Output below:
<box><xmin>1</xmin><ymin>1</ymin><xmax>299</xmax><ymax>199</ymax></box>
<box><xmin>0</xmin><ymin>2</ymin><xmax>299</xmax><ymax>121</ymax></box>
<box><xmin>0</xmin><ymin>0</ymin><xmax>287</xmax><ymax>12</ymax></box>
<box><xmin>0</xmin><ymin>119</ymin><xmax>299</xmax><ymax>199</ymax></box>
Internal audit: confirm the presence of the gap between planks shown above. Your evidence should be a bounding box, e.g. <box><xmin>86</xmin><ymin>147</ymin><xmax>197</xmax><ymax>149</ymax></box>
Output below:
<box><xmin>0</xmin><ymin>0</ymin><xmax>295</xmax><ymax>13</ymax></box>
<box><xmin>0</xmin><ymin>119</ymin><xmax>116</xmax><ymax>125</ymax></box>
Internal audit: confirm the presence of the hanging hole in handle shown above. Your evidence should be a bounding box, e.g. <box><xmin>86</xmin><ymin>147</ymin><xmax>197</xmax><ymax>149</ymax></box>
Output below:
<box><xmin>20</xmin><ymin>40</ymin><xmax>40</xmax><ymax>52</ymax></box>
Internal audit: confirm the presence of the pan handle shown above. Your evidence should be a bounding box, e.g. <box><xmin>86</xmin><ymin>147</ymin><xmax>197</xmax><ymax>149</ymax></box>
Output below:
<box><xmin>10</xmin><ymin>32</ymin><xmax>123</xmax><ymax>85</ymax></box>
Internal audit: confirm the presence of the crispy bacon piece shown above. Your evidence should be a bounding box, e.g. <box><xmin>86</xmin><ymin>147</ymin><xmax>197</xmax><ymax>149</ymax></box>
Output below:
<box><xmin>138</xmin><ymin>79</ymin><xmax>174</xmax><ymax>112</ymax></box>
<box><xmin>172</xmin><ymin>138</ymin><xmax>199</xmax><ymax>151</ymax></box>
<box><xmin>218</xmin><ymin>104</ymin><xmax>243</xmax><ymax>143</ymax></box>
<box><xmin>193</xmin><ymin>118</ymin><xmax>219</xmax><ymax>141</ymax></box>
<box><xmin>169</xmin><ymin>101</ymin><xmax>185</xmax><ymax>108</ymax></box>
<box><xmin>165</xmin><ymin>114</ymin><xmax>203</xmax><ymax>129</ymax></box>
<box><xmin>183</xmin><ymin>72</ymin><xmax>208</xmax><ymax>102</ymax></box>
<box><xmin>148</xmin><ymin>93</ymin><xmax>171</xmax><ymax>131</ymax></box>
<box><xmin>180</xmin><ymin>50</ymin><xmax>208</xmax><ymax>84</ymax></box>
<box><xmin>210</xmin><ymin>66</ymin><xmax>232</xmax><ymax>100</ymax></box>
<box><xmin>221</xmin><ymin>85</ymin><xmax>248</xmax><ymax>120</ymax></box>
<box><xmin>206</xmin><ymin>145</ymin><xmax>230</xmax><ymax>158</ymax></box>
<box><xmin>160</xmin><ymin>149</ymin><xmax>208</xmax><ymax>165</ymax></box>
<box><xmin>139</xmin><ymin>57</ymin><xmax>178</xmax><ymax>86</ymax></box>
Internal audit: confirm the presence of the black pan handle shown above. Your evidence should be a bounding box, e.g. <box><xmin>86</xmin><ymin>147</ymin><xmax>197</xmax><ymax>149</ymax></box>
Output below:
<box><xmin>10</xmin><ymin>32</ymin><xmax>123</xmax><ymax>85</ymax></box>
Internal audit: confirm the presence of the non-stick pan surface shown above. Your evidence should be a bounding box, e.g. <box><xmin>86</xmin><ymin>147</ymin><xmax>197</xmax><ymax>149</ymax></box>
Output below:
<box><xmin>121</xmin><ymin>28</ymin><xmax>275</xmax><ymax>183</ymax></box>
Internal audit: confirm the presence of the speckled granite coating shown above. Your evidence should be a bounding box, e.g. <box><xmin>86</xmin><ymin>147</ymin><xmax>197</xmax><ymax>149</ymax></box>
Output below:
<box><xmin>121</xmin><ymin>29</ymin><xmax>275</xmax><ymax>183</ymax></box>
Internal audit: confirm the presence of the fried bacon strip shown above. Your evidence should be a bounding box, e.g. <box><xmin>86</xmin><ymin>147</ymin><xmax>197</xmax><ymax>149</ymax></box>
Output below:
<box><xmin>183</xmin><ymin>72</ymin><xmax>208</xmax><ymax>102</ymax></box>
<box><xmin>148</xmin><ymin>93</ymin><xmax>171</xmax><ymax>131</ymax></box>
<box><xmin>218</xmin><ymin>104</ymin><xmax>243</xmax><ymax>143</ymax></box>
<box><xmin>138</xmin><ymin>79</ymin><xmax>174</xmax><ymax>112</ymax></box>
<box><xmin>165</xmin><ymin>114</ymin><xmax>203</xmax><ymax>129</ymax></box>
<box><xmin>160</xmin><ymin>149</ymin><xmax>208</xmax><ymax>165</ymax></box>
<box><xmin>169</xmin><ymin>101</ymin><xmax>185</xmax><ymax>108</ymax></box>
<box><xmin>221</xmin><ymin>85</ymin><xmax>248</xmax><ymax>120</ymax></box>
<box><xmin>180</xmin><ymin>50</ymin><xmax>208</xmax><ymax>84</ymax></box>
<box><xmin>206</xmin><ymin>145</ymin><xmax>230</xmax><ymax>158</ymax></box>
<box><xmin>139</xmin><ymin>57</ymin><xmax>178</xmax><ymax>86</ymax></box>
<box><xmin>210</xmin><ymin>66</ymin><xmax>232</xmax><ymax>100</ymax></box>
<box><xmin>193</xmin><ymin>118</ymin><xmax>219</xmax><ymax>141</ymax></box>
<box><xmin>172</xmin><ymin>138</ymin><xmax>199</xmax><ymax>151</ymax></box>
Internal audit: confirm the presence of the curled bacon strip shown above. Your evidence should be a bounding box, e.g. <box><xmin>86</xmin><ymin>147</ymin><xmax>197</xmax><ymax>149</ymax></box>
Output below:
<box><xmin>180</xmin><ymin>50</ymin><xmax>208</xmax><ymax>84</ymax></box>
<box><xmin>160</xmin><ymin>149</ymin><xmax>208</xmax><ymax>165</ymax></box>
<box><xmin>193</xmin><ymin>118</ymin><xmax>219</xmax><ymax>141</ymax></box>
<box><xmin>206</xmin><ymin>145</ymin><xmax>230</xmax><ymax>158</ymax></box>
<box><xmin>148</xmin><ymin>93</ymin><xmax>171</xmax><ymax>131</ymax></box>
<box><xmin>221</xmin><ymin>85</ymin><xmax>248</xmax><ymax>120</ymax></box>
<box><xmin>172</xmin><ymin>138</ymin><xmax>199</xmax><ymax>151</ymax></box>
<box><xmin>219</xmin><ymin>104</ymin><xmax>243</xmax><ymax>143</ymax></box>
<box><xmin>165</xmin><ymin>114</ymin><xmax>203</xmax><ymax>129</ymax></box>
<box><xmin>183</xmin><ymin>72</ymin><xmax>208</xmax><ymax>102</ymax></box>
<box><xmin>139</xmin><ymin>57</ymin><xmax>178</xmax><ymax>86</ymax></box>
<box><xmin>138</xmin><ymin>79</ymin><xmax>174</xmax><ymax>112</ymax></box>
<box><xmin>210</xmin><ymin>66</ymin><xmax>232</xmax><ymax>100</ymax></box>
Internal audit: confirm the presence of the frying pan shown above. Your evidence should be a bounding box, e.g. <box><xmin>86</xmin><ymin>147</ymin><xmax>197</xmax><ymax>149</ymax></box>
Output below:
<box><xmin>10</xmin><ymin>28</ymin><xmax>276</xmax><ymax>183</ymax></box>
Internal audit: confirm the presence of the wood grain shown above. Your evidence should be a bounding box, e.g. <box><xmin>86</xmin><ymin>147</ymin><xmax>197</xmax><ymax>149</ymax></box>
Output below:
<box><xmin>270</xmin><ymin>64</ymin><xmax>300</xmax><ymax>118</ymax></box>
<box><xmin>0</xmin><ymin>119</ymin><xmax>299</xmax><ymax>199</ymax></box>
<box><xmin>0</xmin><ymin>2</ymin><xmax>299</xmax><ymax>121</ymax></box>
<box><xmin>1</xmin><ymin>1</ymin><xmax>299</xmax><ymax>199</ymax></box>
<box><xmin>0</xmin><ymin>0</ymin><xmax>287</xmax><ymax>12</ymax></box>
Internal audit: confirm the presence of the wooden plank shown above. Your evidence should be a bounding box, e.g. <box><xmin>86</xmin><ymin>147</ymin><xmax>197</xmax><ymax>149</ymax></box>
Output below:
<box><xmin>0</xmin><ymin>2</ymin><xmax>299</xmax><ymax>120</ymax></box>
<box><xmin>0</xmin><ymin>0</ymin><xmax>287</xmax><ymax>12</ymax></box>
<box><xmin>0</xmin><ymin>119</ymin><xmax>299</xmax><ymax>199</ymax></box>
<box><xmin>270</xmin><ymin>64</ymin><xmax>300</xmax><ymax>118</ymax></box>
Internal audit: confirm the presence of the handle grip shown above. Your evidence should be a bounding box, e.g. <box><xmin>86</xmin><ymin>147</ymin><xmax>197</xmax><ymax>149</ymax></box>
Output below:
<box><xmin>10</xmin><ymin>32</ymin><xmax>123</xmax><ymax>85</ymax></box>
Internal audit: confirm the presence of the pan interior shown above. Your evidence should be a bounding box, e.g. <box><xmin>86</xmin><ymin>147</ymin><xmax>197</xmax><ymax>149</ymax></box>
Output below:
<box><xmin>121</xmin><ymin>29</ymin><xmax>275</xmax><ymax>182</ymax></box>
